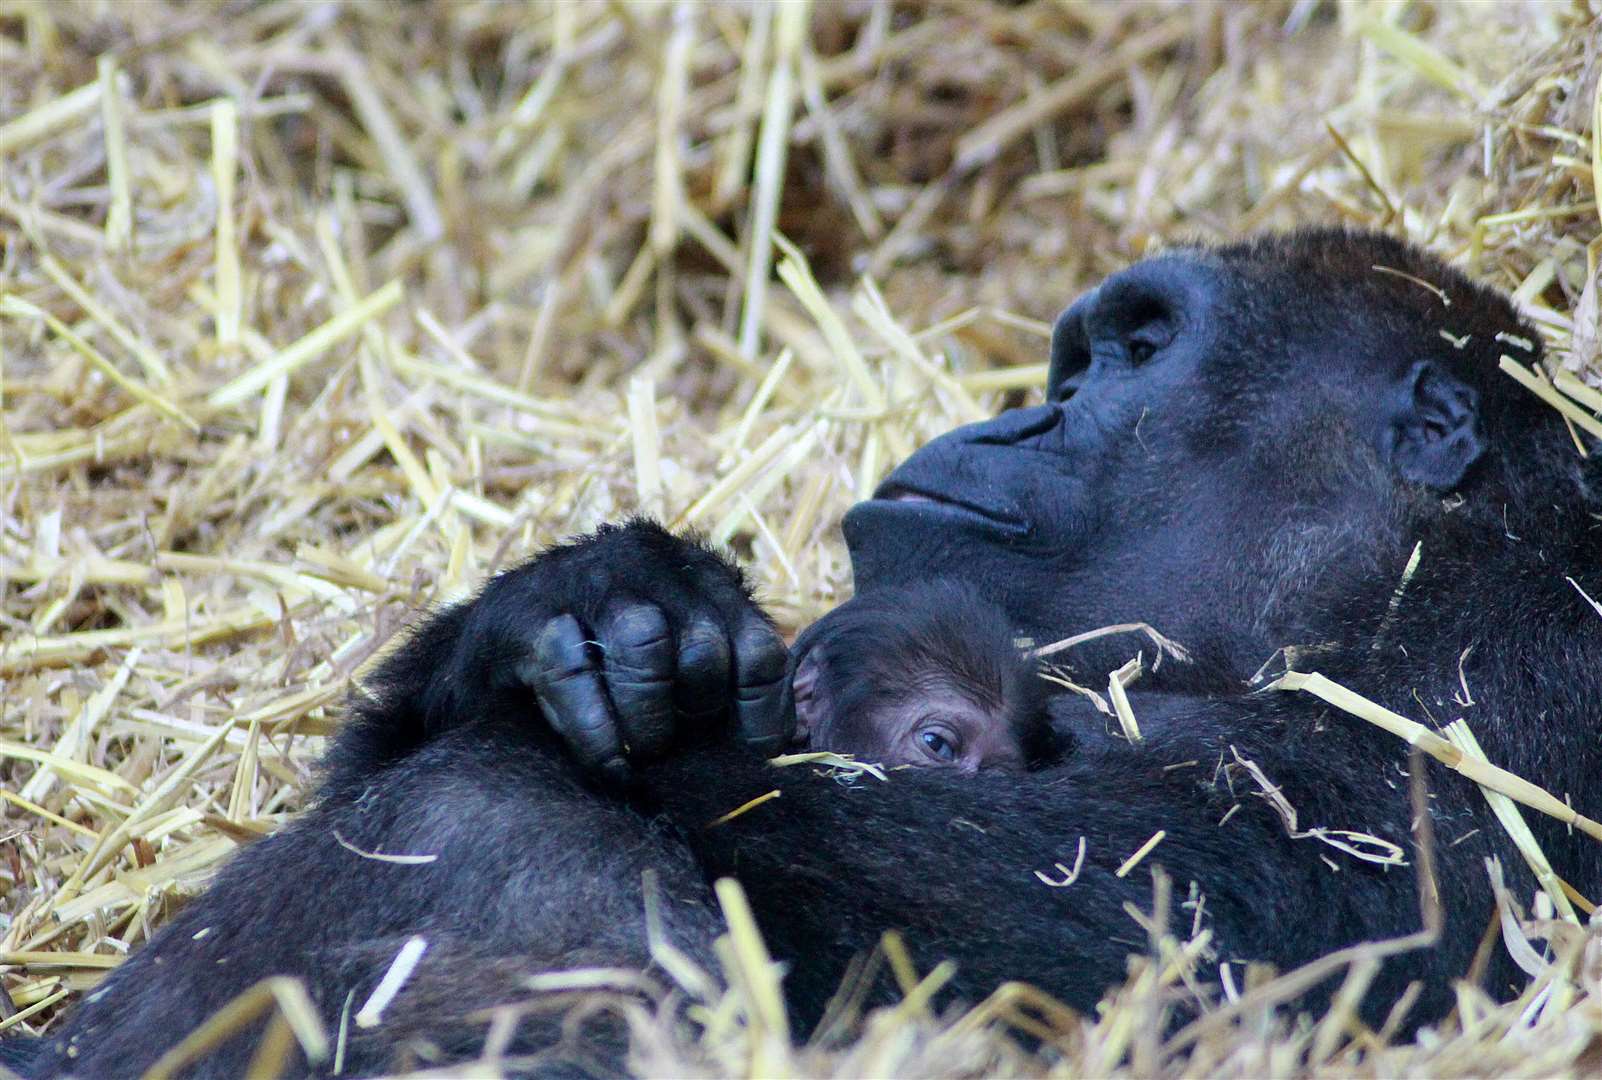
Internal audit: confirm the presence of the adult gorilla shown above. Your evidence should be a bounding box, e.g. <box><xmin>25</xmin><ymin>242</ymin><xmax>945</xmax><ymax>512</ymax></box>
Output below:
<box><xmin>16</xmin><ymin>230</ymin><xmax>1602</xmax><ymax>1077</ymax></box>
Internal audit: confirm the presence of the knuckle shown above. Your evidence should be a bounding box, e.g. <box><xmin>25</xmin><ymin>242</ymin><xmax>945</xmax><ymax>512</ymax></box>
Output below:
<box><xmin>530</xmin><ymin>614</ymin><xmax>593</xmax><ymax>674</ymax></box>
<box><xmin>735</xmin><ymin>679</ymin><xmax>783</xmax><ymax>703</ymax></box>
<box><xmin>605</xmin><ymin>604</ymin><xmax>671</xmax><ymax>651</ymax></box>
<box><xmin>677</xmin><ymin>622</ymin><xmax>730</xmax><ymax>670</ymax></box>
<box><xmin>605</xmin><ymin>676</ymin><xmax>669</xmax><ymax>701</ymax></box>
<box><xmin>566</xmin><ymin>708</ymin><xmax>617</xmax><ymax>736</ymax></box>
<box><xmin>734</xmin><ymin>626</ymin><xmax>787</xmax><ymax>686</ymax></box>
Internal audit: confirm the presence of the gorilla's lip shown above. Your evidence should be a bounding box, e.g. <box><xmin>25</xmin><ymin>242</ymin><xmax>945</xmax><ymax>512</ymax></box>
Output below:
<box><xmin>871</xmin><ymin>484</ymin><xmax>1027</xmax><ymax>532</ymax></box>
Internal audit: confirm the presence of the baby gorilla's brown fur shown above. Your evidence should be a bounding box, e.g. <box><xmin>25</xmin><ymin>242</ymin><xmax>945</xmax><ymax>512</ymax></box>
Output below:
<box><xmin>788</xmin><ymin>581</ymin><xmax>1056</xmax><ymax>771</ymax></box>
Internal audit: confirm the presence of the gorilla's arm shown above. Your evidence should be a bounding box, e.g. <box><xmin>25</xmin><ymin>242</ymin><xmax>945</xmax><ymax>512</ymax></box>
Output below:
<box><xmin>641</xmin><ymin>704</ymin><xmax>1497</xmax><ymax>1032</ymax></box>
<box><xmin>29</xmin><ymin>522</ymin><xmax>785</xmax><ymax>1077</ymax></box>
<box><xmin>32</xmin><ymin>725</ymin><xmax>725</xmax><ymax>1078</ymax></box>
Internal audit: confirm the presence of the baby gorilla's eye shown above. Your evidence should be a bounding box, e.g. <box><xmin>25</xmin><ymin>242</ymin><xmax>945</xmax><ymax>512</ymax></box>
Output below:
<box><xmin>919</xmin><ymin>729</ymin><xmax>958</xmax><ymax>762</ymax></box>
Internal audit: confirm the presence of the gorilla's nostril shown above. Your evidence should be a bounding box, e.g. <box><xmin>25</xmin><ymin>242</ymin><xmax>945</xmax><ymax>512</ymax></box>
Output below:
<box><xmin>1056</xmin><ymin>372</ymin><xmax>1087</xmax><ymax>397</ymax></box>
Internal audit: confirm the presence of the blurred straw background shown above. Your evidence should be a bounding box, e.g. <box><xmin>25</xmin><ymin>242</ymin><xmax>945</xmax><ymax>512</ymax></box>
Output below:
<box><xmin>2</xmin><ymin>0</ymin><xmax>1601</xmax><ymax>1074</ymax></box>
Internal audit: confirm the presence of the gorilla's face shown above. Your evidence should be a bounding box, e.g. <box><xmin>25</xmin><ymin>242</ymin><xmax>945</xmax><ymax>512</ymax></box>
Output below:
<box><xmin>844</xmin><ymin>230</ymin><xmax>1548</xmax><ymax>681</ymax></box>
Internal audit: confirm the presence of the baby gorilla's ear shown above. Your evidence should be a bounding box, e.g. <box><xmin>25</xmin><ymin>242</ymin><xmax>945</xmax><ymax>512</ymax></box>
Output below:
<box><xmin>790</xmin><ymin>647</ymin><xmax>826</xmax><ymax>746</ymax></box>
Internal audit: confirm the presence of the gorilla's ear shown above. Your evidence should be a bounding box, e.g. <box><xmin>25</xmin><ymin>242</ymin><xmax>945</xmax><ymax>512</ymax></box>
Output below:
<box><xmin>1384</xmin><ymin>360</ymin><xmax>1484</xmax><ymax>489</ymax></box>
<box><xmin>790</xmin><ymin>648</ymin><xmax>825</xmax><ymax>744</ymax></box>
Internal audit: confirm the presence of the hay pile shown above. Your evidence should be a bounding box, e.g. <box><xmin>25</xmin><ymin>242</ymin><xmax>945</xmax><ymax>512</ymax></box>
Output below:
<box><xmin>1</xmin><ymin>1</ymin><xmax>1600</xmax><ymax>1075</ymax></box>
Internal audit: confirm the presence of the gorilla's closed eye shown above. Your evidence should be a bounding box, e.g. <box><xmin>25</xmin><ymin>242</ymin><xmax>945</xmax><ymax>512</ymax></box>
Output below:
<box><xmin>1124</xmin><ymin>314</ymin><xmax>1175</xmax><ymax>367</ymax></box>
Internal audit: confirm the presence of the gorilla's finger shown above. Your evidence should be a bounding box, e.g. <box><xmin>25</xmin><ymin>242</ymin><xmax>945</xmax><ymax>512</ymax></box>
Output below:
<box><xmin>519</xmin><ymin>613</ymin><xmax>624</xmax><ymax>775</ymax></box>
<box><xmin>673</xmin><ymin>612</ymin><xmax>732</xmax><ymax>726</ymax></box>
<box><xmin>732</xmin><ymin>617</ymin><xmax>791</xmax><ymax>753</ymax></box>
<box><xmin>600</xmin><ymin>603</ymin><xmax>675</xmax><ymax>757</ymax></box>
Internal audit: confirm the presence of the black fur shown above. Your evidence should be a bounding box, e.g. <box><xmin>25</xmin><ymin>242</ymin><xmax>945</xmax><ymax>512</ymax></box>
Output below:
<box><xmin>10</xmin><ymin>230</ymin><xmax>1601</xmax><ymax>1077</ymax></box>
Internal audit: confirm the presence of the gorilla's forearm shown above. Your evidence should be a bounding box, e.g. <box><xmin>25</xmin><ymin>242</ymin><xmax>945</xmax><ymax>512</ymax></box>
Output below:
<box><xmin>34</xmin><ymin>725</ymin><xmax>722</xmax><ymax>1079</ymax></box>
<box><xmin>33</xmin><ymin>714</ymin><xmax>1507</xmax><ymax>1079</ymax></box>
<box><xmin>319</xmin><ymin>598</ymin><xmax>475</xmax><ymax>797</ymax></box>
<box><xmin>639</xmin><ymin>725</ymin><xmax>1496</xmax><ymax>1031</ymax></box>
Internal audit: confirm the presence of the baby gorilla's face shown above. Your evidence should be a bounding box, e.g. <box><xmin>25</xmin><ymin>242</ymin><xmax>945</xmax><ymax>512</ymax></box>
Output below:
<box><xmin>788</xmin><ymin>581</ymin><xmax>1050</xmax><ymax>772</ymax></box>
<box><xmin>844</xmin><ymin>678</ymin><xmax>1029</xmax><ymax>772</ymax></box>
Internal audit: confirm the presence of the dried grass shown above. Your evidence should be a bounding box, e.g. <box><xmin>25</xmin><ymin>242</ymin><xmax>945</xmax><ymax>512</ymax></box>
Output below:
<box><xmin>2</xmin><ymin>1</ymin><xmax>1601</xmax><ymax>1076</ymax></box>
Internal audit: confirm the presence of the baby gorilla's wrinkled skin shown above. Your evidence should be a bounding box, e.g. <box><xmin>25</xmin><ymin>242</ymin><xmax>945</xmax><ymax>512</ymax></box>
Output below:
<box><xmin>788</xmin><ymin>581</ymin><xmax>1057</xmax><ymax>772</ymax></box>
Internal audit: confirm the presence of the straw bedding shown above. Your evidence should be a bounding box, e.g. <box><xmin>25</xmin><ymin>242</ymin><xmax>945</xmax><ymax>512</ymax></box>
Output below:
<box><xmin>1</xmin><ymin>1</ymin><xmax>1600</xmax><ymax>1075</ymax></box>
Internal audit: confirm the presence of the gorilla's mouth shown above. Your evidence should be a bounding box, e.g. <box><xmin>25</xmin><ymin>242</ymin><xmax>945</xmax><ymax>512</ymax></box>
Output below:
<box><xmin>886</xmin><ymin>489</ymin><xmax>935</xmax><ymax>505</ymax></box>
<box><xmin>873</xmin><ymin>484</ymin><xmax>1026</xmax><ymax>531</ymax></box>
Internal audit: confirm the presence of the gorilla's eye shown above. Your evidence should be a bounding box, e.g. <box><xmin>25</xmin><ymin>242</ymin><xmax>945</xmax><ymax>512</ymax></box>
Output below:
<box><xmin>919</xmin><ymin>728</ymin><xmax>959</xmax><ymax>762</ymax></box>
<box><xmin>1125</xmin><ymin>323</ymin><xmax>1171</xmax><ymax>366</ymax></box>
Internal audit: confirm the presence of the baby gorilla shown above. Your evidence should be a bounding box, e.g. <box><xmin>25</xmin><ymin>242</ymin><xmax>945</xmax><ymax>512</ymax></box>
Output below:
<box><xmin>788</xmin><ymin>580</ymin><xmax>1056</xmax><ymax>771</ymax></box>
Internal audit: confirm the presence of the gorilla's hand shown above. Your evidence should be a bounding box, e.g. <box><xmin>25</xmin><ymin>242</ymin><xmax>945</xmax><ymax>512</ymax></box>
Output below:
<box><xmin>441</xmin><ymin>520</ymin><xmax>791</xmax><ymax>776</ymax></box>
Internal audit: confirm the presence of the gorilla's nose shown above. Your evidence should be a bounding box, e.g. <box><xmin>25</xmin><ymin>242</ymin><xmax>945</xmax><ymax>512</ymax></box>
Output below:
<box><xmin>1048</xmin><ymin>287</ymin><xmax>1097</xmax><ymax>402</ymax></box>
<box><xmin>958</xmin><ymin>403</ymin><xmax>1064</xmax><ymax>449</ymax></box>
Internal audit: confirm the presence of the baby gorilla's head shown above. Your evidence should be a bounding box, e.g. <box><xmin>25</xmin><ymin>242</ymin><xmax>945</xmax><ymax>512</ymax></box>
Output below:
<box><xmin>788</xmin><ymin>581</ymin><xmax>1053</xmax><ymax>771</ymax></box>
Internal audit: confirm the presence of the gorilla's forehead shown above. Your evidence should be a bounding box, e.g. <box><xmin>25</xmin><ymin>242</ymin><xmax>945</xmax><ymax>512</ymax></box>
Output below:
<box><xmin>1207</xmin><ymin>228</ymin><xmax>1508</xmax><ymax>321</ymax></box>
<box><xmin>1163</xmin><ymin>229</ymin><xmax>1529</xmax><ymax>392</ymax></box>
